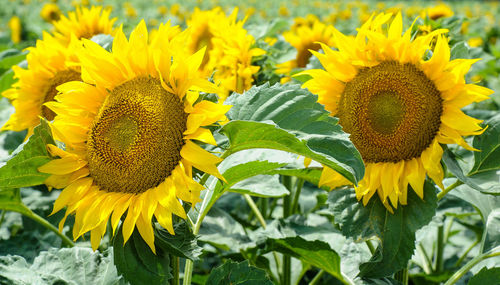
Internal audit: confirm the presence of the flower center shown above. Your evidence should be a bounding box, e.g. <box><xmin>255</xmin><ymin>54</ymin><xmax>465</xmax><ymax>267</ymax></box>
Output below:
<box><xmin>86</xmin><ymin>76</ymin><xmax>187</xmax><ymax>194</ymax></box>
<box><xmin>41</xmin><ymin>69</ymin><xmax>81</xmax><ymax>121</ymax></box>
<box><xmin>337</xmin><ymin>61</ymin><xmax>443</xmax><ymax>163</ymax></box>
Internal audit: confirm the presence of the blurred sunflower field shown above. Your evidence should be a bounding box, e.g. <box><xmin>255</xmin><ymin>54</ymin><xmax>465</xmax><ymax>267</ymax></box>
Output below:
<box><xmin>0</xmin><ymin>0</ymin><xmax>500</xmax><ymax>284</ymax></box>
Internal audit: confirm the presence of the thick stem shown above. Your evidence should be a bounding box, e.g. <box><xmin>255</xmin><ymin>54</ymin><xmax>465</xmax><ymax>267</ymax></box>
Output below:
<box><xmin>437</xmin><ymin>180</ymin><xmax>463</xmax><ymax>200</ymax></box>
<box><xmin>365</xmin><ymin>240</ymin><xmax>376</xmax><ymax>255</ymax></box>
<box><xmin>435</xmin><ymin>224</ymin><xmax>445</xmax><ymax>273</ymax></box>
<box><xmin>27</xmin><ymin>211</ymin><xmax>74</xmax><ymax>247</ymax></box>
<box><xmin>444</xmin><ymin>246</ymin><xmax>500</xmax><ymax>285</ymax></box>
<box><xmin>394</xmin><ymin>267</ymin><xmax>409</xmax><ymax>285</ymax></box>
<box><xmin>171</xmin><ymin>256</ymin><xmax>179</xmax><ymax>285</ymax></box>
<box><xmin>291</xmin><ymin>179</ymin><xmax>304</xmax><ymax>214</ymax></box>
<box><xmin>282</xmin><ymin>176</ymin><xmax>293</xmax><ymax>285</ymax></box>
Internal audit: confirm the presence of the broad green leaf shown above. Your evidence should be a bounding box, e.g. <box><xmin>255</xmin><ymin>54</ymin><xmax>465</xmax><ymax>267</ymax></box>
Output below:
<box><xmin>270</xmin><ymin>168</ymin><xmax>322</xmax><ymax>186</ymax></box>
<box><xmin>0</xmin><ymin>119</ymin><xmax>55</xmax><ymax>188</ymax></box>
<box><xmin>224</xmin><ymin>83</ymin><xmax>364</xmax><ymax>184</ymax></box>
<box><xmin>0</xmin><ymin>188</ymin><xmax>32</xmax><ymax>216</ymax></box>
<box><xmin>206</xmin><ymin>260</ymin><xmax>273</xmax><ymax>285</ymax></box>
<box><xmin>452</xmin><ymin>185</ymin><xmax>500</xmax><ymax>253</ymax></box>
<box><xmin>470</xmin><ymin>114</ymin><xmax>500</xmax><ymax>175</ymax></box>
<box><xmin>113</xmin><ymin>227</ymin><xmax>172</xmax><ymax>285</ymax></box>
<box><xmin>468</xmin><ymin>267</ymin><xmax>500</xmax><ymax>285</ymax></box>
<box><xmin>230</xmin><ymin>174</ymin><xmax>289</xmax><ymax>197</ymax></box>
<box><xmin>0</xmin><ymin>68</ymin><xmax>15</xmax><ymax>93</ymax></box>
<box><xmin>0</xmin><ymin>247</ymin><xmax>122</xmax><ymax>285</ymax></box>
<box><xmin>329</xmin><ymin>182</ymin><xmax>438</xmax><ymax>278</ymax></box>
<box><xmin>260</xmin><ymin>236</ymin><xmax>344</xmax><ymax>283</ymax></box>
<box><xmin>442</xmin><ymin>148</ymin><xmax>483</xmax><ymax>191</ymax></box>
<box><xmin>450</xmin><ymin>41</ymin><xmax>470</xmax><ymax>60</ymax></box>
<box><xmin>91</xmin><ymin>34</ymin><xmax>114</xmax><ymax>51</ymax></box>
<box><xmin>154</xmin><ymin>221</ymin><xmax>202</xmax><ymax>261</ymax></box>
<box><xmin>0</xmin><ymin>51</ymin><xmax>26</xmax><ymax>74</ymax></box>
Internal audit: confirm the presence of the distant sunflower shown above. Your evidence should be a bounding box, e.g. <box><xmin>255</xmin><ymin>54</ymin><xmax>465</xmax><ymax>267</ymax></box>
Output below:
<box><xmin>38</xmin><ymin>21</ymin><xmax>230</xmax><ymax>252</ymax></box>
<box><xmin>2</xmin><ymin>33</ymin><xmax>81</xmax><ymax>137</ymax></box>
<box><xmin>52</xmin><ymin>6</ymin><xmax>116</xmax><ymax>45</ymax></box>
<box><xmin>186</xmin><ymin>8</ymin><xmax>264</xmax><ymax>99</ymax></box>
<box><xmin>40</xmin><ymin>3</ymin><xmax>61</xmax><ymax>23</ymax></box>
<box><xmin>300</xmin><ymin>13</ymin><xmax>492</xmax><ymax>211</ymax></box>
<box><xmin>426</xmin><ymin>3</ymin><xmax>454</xmax><ymax>20</ymax></box>
<box><xmin>277</xmin><ymin>19</ymin><xmax>335</xmax><ymax>79</ymax></box>
<box><xmin>8</xmin><ymin>16</ymin><xmax>22</xmax><ymax>43</ymax></box>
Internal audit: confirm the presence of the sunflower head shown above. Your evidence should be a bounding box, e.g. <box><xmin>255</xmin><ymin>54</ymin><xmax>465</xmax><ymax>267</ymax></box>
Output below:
<box><xmin>41</xmin><ymin>3</ymin><xmax>61</xmax><ymax>23</ymax></box>
<box><xmin>52</xmin><ymin>5</ymin><xmax>117</xmax><ymax>45</ymax></box>
<box><xmin>8</xmin><ymin>16</ymin><xmax>22</xmax><ymax>44</ymax></box>
<box><xmin>2</xmin><ymin>33</ymin><xmax>81</xmax><ymax>136</ymax></box>
<box><xmin>301</xmin><ymin>13</ymin><xmax>492</xmax><ymax>211</ymax></box>
<box><xmin>425</xmin><ymin>3</ymin><xmax>454</xmax><ymax>20</ymax></box>
<box><xmin>276</xmin><ymin>19</ymin><xmax>335</xmax><ymax>76</ymax></box>
<box><xmin>38</xmin><ymin>21</ymin><xmax>230</xmax><ymax>252</ymax></box>
<box><xmin>187</xmin><ymin>8</ymin><xmax>264</xmax><ymax>99</ymax></box>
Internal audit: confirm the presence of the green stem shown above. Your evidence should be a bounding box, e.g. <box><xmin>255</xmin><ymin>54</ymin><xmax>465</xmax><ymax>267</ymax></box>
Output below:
<box><xmin>26</xmin><ymin>211</ymin><xmax>74</xmax><ymax>247</ymax></box>
<box><xmin>435</xmin><ymin>224</ymin><xmax>445</xmax><ymax>273</ymax></box>
<box><xmin>417</xmin><ymin>243</ymin><xmax>433</xmax><ymax>274</ymax></box>
<box><xmin>183</xmin><ymin>176</ymin><xmax>216</xmax><ymax>285</ymax></box>
<box><xmin>282</xmin><ymin>176</ymin><xmax>293</xmax><ymax>285</ymax></box>
<box><xmin>365</xmin><ymin>240</ymin><xmax>376</xmax><ymax>255</ymax></box>
<box><xmin>394</xmin><ymin>267</ymin><xmax>409</xmax><ymax>285</ymax></box>
<box><xmin>171</xmin><ymin>256</ymin><xmax>179</xmax><ymax>285</ymax></box>
<box><xmin>0</xmin><ymin>210</ymin><xmax>6</xmax><ymax>227</ymax></box>
<box><xmin>244</xmin><ymin>194</ymin><xmax>267</xmax><ymax>230</ymax></box>
<box><xmin>309</xmin><ymin>270</ymin><xmax>325</xmax><ymax>285</ymax></box>
<box><xmin>444</xmin><ymin>246</ymin><xmax>500</xmax><ymax>285</ymax></box>
<box><xmin>437</xmin><ymin>180</ymin><xmax>463</xmax><ymax>200</ymax></box>
<box><xmin>454</xmin><ymin>238</ymin><xmax>480</xmax><ymax>267</ymax></box>
<box><xmin>291</xmin><ymin>179</ymin><xmax>304</xmax><ymax>214</ymax></box>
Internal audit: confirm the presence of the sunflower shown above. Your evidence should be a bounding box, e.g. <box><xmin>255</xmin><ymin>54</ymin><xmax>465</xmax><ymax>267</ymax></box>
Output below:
<box><xmin>38</xmin><ymin>21</ymin><xmax>230</xmax><ymax>252</ymax></box>
<box><xmin>2</xmin><ymin>33</ymin><xmax>81</xmax><ymax>137</ymax></box>
<box><xmin>186</xmin><ymin>8</ymin><xmax>264</xmax><ymax>99</ymax></box>
<box><xmin>8</xmin><ymin>16</ymin><xmax>22</xmax><ymax>44</ymax></box>
<box><xmin>276</xmin><ymin>19</ymin><xmax>335</xmax><ymax>80</ymax></box>
<box><xmin>52</xmin><ymin>6</ymin><xmax>117</xmax><ymax>45</ymax></box>
<box><xmin>300</xmin><ymin>13</ymin><xmax>492</xmax><ymax>211</ymax></box>
<box><xmin>40</xmin><ymin>3</ymin><xmax>61</xmax><ymax>23</ymax></box>
<box><xmin>425</xmin><ymin>3</ymin><xmax>454</xmax><ymax>20</ymax></box>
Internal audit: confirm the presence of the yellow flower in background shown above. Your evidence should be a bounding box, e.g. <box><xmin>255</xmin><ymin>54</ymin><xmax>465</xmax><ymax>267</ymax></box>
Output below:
<box><xmin>8</xmin><ymin>16</ymin><xmax>22</xmax><ymax>44</ymax></box>
<box><xmin>277</xmin><ymin>19</ymin><xmax>335</xmax><ymax>77</ymax></box>
<box><xmin>279</xmin><ymin>5</ymin><xmax>290</xmax><ymax>17</ymax></box>
<box><xmin>2</xmin><ymin>33</ymin><xmax>81</xmax><ymax>137</ymax></box>
<box><xmin>41</xmin><ymin>3</ymin><xmax>61</xmax><ymax>23</ymax></box>
<box><xmin>426</xmin><ymin>3</ymin><xmax>454</xmax><ymax>20</ymax></box>
<box><xmin>300</xmin><ymin>13</ymin><xmax>492</xmax><ymax>211</ymax></box>
<box><xmin>290</xmin><ymin>14</ymin><xmax>319</xmax><ymax>31</ymax></box>
<box><xmin>468</xmin><ymin>37</ymin><xmax>484</xmax><ymax>48</ymax></box>
<box><xmin>52</xmin><ymin>6</ymin><xmax>117</xmax><ymax>45</ymax></box>
<box><xmin>38</xmin><ymin>21</ymin><xmax>230</xmax><ymax>252</ymax></box>
<box><xmin>124</xmin><ymin>2</ymin><xmax>137</xmax><ymax>18</ymax></box>
<box><xmin>187</xmin><ymin>8</ymin><xmax>264</xmax><ymax>99</ymax></box>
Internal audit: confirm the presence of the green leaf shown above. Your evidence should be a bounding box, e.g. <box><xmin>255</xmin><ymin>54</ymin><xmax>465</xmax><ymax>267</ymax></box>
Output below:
<box><xmin>0</xmin><ymin>247</ymin><xmax>122</xmax><ymax>284</ymax></box>
<box><xmin>261</xmin><ymin>236</ymin><xmax>344</xmax><ymax>282</ymax></box>
<box><xmin>452</xmin><ymin>185</ymin><xmax>500</xmax><ymax>253</ymax></box>
<box><xmin>224</xmin><ymin>83</ymin><xmax>364</xmax><ymax>185</ymax></box>
<box><xmin>0</xmin><ymin>188</ymin><xmax>32</xmax><ymax>216</ymax></box>
<box><xmin>0</xmin><ymin>68</ymin><xmax>15</xmax><ymax>93</ymax></box>
<box><xmin>329</xmin><ymin>182</ymin><xmax>438</xmax><ymax>278</ymax></box>
<box><xmin>91</xmin><ymin>34</ymin><xmax>114</xmax><ymax>52</ymax></box>
<box><xmin>0</xmin><ymin>51</ymin><xmax>26</xmax><ymax>74</ymax></box>
<box><xmin>206</xmin><ymin>260</ymin><xmax>273</xmax><ymax>285</ymax></box>
<box><xmin>0</xmin><ymin>119</ymin><xmax>55</xmax><ymax>188</ymax></box>
<box><xmin>154</xmin><ymin>221</ymin><xmax>202</xmax><ymax>261</ymax></box>
<box><xmin>468</xmin><ymin>267</ymin><xmax>500</xmax><ymax>285</ymax></box>
<box><xmin>230</xmin><ymin>174</ymin><xmax>290</xmax><ymax>197</ymax></box>
<box><xmin>113</xmin><ymin>226</ymin><xmax>172</xmax><ymax>285</ymax></box>
<box><xmin>442</xmin><ymin>148</ymin><xmax>483</xmax><ymax>191</ymax></box>
<box><xmin>470</xmin><ymin>114</ymin><xmax>500</xmax><ymax>175</ymax></box>
<box><xmin>450</xmin><ymin>41</ymin><xmax>470</xmax><ymax>60</ymax></box>
<box><xmin>270</xmin><ymin>168</ymin><xmax>322</xmax><ymax>186</ymax></box>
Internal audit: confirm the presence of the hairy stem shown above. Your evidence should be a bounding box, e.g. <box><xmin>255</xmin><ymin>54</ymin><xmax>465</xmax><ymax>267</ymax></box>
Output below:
<box><xmin>437</xmin><ymin>180</ymin><xmax>464</xmax><ymax>200</ymax></box>
<box><xmin>444</xmin><ymin>246</ymin><xmax>500</xmax><ymax>285</ymax></box>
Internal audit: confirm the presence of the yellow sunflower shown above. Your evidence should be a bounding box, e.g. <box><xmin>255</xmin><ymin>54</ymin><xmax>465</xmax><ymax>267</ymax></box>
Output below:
<box><xmin>38</xmin><ymin>21</ymin><xmax>230</xmax><ymax>253</ymax></box>
<box><xmin>186</xmin><ymin>8</ymin><xmax>264</xmax><ymax>99</ymax></box>
<box><xmin>425</xmin><ymin>3</ymin><xmax>454</xmax><ymax>20</ymax></box>
<box><xmin>2</xmin><ymin>33</ymin><xmax>81</xmax><ymax>137</ymax></box>
<box><xmin>52</xmin><ymin>5</ymin><xmax>117</xmax><ymax>45</ymax></box>
<box><xmin>300</xmin><ymin>13</ymin><xmax>492</xmax><ymax>211</ymax></box>
<box><xmin>8</xmin><ymin>16</ymin><xmax>22</xmax><ymax>44</ymax></box>
<box><xmin>40</xmin><ymin>3</ymin><xmax>61</xmax><ymax>23</ymax></box>
<box><xmin>276</xmin><ymin>19</ymin><xmax>335</xmax><ymax>79</ymax></box>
